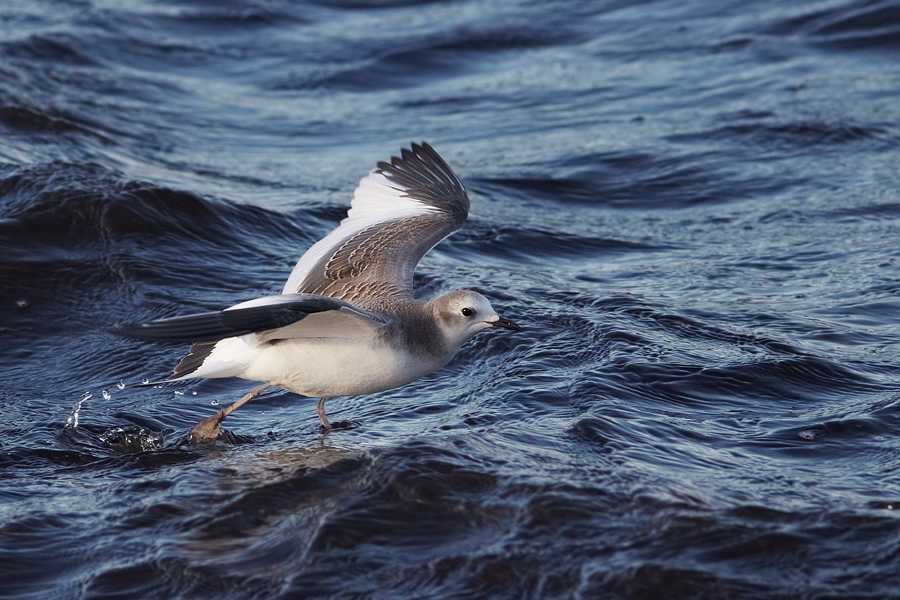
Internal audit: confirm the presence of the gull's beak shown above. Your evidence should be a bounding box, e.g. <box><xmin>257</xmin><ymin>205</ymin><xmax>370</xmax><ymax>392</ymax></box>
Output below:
<box><xmin>487</xmin><ymin>316</ymin><xmax>522</xmax><ymax>332</ymax></box>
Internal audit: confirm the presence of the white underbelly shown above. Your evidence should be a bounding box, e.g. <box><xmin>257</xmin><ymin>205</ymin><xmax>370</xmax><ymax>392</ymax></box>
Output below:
<box><xmin>240</xmin><ymin>337</ymin><xmax>443</xmax><ymax>397</ymax></box>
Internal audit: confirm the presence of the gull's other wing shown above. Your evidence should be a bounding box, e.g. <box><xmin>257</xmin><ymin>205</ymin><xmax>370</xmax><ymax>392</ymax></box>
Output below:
<box><xmin>113</xmin><ymin>294</ymin><xmax>387</xmax><ymax>344</ymax></box>
<box><xmin>113</xmin><ymin>294</ymin><xmax>390</xmax><ymax>381</ymax></box>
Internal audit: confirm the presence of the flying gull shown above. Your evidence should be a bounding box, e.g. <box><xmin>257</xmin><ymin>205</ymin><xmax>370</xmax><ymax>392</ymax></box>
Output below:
<box><xmin>116</xmin><ymin>142</ymin><xmax>521</xmax><ymax>440</ymax></box>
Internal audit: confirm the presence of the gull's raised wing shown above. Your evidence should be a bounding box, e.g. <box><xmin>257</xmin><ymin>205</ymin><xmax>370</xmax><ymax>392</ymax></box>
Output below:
<box><xmin>282</xmin><ymin>142</ymin><xmax>469</xmax><ymax>301</ymax></box>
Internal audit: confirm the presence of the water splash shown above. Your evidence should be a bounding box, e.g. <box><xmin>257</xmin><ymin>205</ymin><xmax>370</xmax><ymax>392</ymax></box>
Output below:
<box><xmin>117</xmin><ymin>380</ymin><xmax>125</xmax><ymax>390</ymax></box>
<box><xmin>100</xmin><ymin>426</ymin><xmax>165</xmax><ymax>452</ymax></box>
<box><xmin>66</xmin><ymin>391</ymin><xmax>92</xmax><ymax>428</ymax></box>
<box><xmin>102</xmin><ymin>389</ymin><xmax>111</xmax><ymax>400</ymax></box>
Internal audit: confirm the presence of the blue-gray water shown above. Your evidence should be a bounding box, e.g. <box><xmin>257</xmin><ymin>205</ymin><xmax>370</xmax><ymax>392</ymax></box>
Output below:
<box><xmin>2</xmin><ymin>1</ymin><xmax>900</xmax><ymax>598</ymax></box>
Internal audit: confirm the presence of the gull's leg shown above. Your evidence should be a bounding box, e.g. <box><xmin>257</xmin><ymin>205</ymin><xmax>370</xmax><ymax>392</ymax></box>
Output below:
<box><xmin>316</xmin><ymin>397</ymin><xmax>331</xmax><ymax>431</ymax></box>
<box><xmin>189</xmin><ymin>383</ymin><xmax>270</xmax><ymax>442</ymax></box>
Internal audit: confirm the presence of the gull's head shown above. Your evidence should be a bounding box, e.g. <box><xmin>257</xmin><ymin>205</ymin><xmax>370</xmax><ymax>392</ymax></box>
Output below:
<box><xmin>432</xmin><ymin>290</ymin><xmax>522</xmax><ymax>349</ymax></box>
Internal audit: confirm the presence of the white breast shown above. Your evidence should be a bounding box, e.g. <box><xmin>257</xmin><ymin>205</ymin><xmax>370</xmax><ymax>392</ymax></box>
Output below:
<box><xmin>240</xmin><ymin>336</ymin><xmax>447</xmax><ymax>397</ymax></box>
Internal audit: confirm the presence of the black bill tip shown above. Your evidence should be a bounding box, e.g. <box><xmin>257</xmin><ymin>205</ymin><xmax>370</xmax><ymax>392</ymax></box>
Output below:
<box><xmin>488</xmin><ymin>316</ymin><xmax>522</xmax><ymax>332</ymax></box>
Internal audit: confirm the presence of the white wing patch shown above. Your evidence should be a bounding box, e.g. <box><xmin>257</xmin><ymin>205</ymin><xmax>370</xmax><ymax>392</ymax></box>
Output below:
<box><xmin>346</xmin><ymin>170</ymin><xmax>433</xmax><ymax>220</ymax></box>
<box><xmin>282</xmin><ymin>168</ymin><xmax>439</xmax><ymax>294</ymax></box>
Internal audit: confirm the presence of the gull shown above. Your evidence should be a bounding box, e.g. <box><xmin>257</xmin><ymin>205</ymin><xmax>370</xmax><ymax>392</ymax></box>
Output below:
<box><xmin>116</xmin><ymin>142</ymin><xmax>521</xmax><ymax>440</ymax></box>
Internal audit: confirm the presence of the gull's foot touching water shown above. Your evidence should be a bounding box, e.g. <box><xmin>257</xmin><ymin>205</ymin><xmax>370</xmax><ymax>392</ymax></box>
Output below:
<box><xmin>187</xmin><ymin>413</ymin><xmax>224</xmax><ymax>442</ymax></box>
<box><xmin>316</xmin><ymin>397</ymin><xmax>330</xmax><ymax>431</ymax></box>
<box><xmin>313</xmin><ymin>400</ymin><xmax>353</xmax><ymax>432</ymax></box>
<box><xmin>115</xmin><ymin>143</ymin><xmax>522</xmax><ymax>439</ymax></box>
<box><xmin>188</xmin><ymin>383</ymin><xmax>269</xmax><ymax>441</ymax></box>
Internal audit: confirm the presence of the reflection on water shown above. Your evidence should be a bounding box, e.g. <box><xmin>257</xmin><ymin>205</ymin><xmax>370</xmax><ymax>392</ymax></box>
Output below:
<box><xmin>223</xmin><ymin>444</ymin><xmax>363</xmax><ymax>480</ymax></box>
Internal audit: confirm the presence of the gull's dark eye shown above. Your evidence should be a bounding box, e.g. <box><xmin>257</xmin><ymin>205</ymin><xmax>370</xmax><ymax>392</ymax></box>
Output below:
<box><xmin>461</xmin><ymin>307</ymin><xmax>475</xmax><ymax>317</ymax></box>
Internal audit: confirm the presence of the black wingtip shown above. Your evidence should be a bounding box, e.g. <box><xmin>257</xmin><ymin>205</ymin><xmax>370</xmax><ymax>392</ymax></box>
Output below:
<box><xmin>107</xmin><ymin>321</ymin><xmax>191</xmax><ymax>344</ymax></box>
<box><xmin>375</xmin><ymin>141</ymin><xmax>469</xmax><ymax>219</ymax></box>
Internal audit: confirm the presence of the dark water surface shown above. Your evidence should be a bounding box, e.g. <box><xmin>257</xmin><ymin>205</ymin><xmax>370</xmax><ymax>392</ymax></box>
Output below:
<box><xmin>3</xmin><ymin>0</ymin><xmax>900</xmax><ymax>598</ymax></box>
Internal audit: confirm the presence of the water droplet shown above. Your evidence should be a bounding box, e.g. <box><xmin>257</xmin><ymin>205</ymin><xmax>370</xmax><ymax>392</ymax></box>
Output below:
<box><xmin>142</xmin><ymin>378</ymin><xmax>150</xmax><ymax>385</ymax></box>
<box><xmin>66</xmin><ymin>391</ymin><xmax>92</xmax><ymax>428</ymax></box>
<box><xmin>117</xmin><ymin>380</ymin><xmax>125</xmax><ymax>390</ymax></box>
<box><xmin>192</xmin><ymin>390</ymin><xmax>198</xmax><ymax>396</ymax></box>
<box><xmin>211</xmin><ymin>399</ymin><xmax>219</xmax><ymax>406</ymax></box>
<box><xmin>102</xmin><ymin>389</ymin><xmax>111</xmax><ymax>400</ymax></box>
